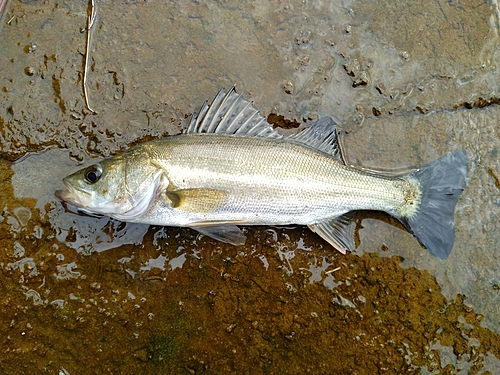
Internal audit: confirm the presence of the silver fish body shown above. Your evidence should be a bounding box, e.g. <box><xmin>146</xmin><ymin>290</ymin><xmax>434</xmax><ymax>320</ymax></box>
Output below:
<box><xmin>56</xmin><ymin>88</ymin><xmax>468</xmax><ymax>259</ymax></box>
<box><xmin>129</xmin><ymin>134</ymin><xmax>416</xmax><ymax>226</ymax></box>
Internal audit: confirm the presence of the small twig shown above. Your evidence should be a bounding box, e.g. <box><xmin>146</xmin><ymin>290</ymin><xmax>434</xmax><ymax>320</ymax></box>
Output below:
<box><xmin>325</xmin><ymin>266</ymin><xmax>341</xmax><ymax>274</ymax></box>
<box><xmin>89</xmin><ymin>0</ymin><xmax>97</xmax><ymax>28</ymax></box>
<box><xmin>83</xmin><ymin>0</ymin><xmax>97</xmax><ymax>114</ymax></box>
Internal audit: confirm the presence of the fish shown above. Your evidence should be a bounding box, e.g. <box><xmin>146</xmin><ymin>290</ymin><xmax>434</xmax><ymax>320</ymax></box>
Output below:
<box><xmin>55</xmin><ymin>88</ymin><xmax>468</xmax><ymax>259</ymax></box>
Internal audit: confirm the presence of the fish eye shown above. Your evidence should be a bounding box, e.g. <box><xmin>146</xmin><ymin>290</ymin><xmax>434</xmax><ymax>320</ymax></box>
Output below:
<box><xmin>84</xmin><ymin>164</ymin><xmax>102</xmax><ymax>184</ymax></box>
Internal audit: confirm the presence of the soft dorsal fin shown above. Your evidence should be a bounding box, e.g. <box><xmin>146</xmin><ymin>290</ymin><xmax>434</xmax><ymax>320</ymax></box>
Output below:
<box><xmin>288</xmin><ymin>117</ymin><xmax>342</xmax><ymax>161</ymax></box>
<box><xmin>185</xmin><ymin>87</ymin><xmax>283</xmax><ymax>139</ymax></box>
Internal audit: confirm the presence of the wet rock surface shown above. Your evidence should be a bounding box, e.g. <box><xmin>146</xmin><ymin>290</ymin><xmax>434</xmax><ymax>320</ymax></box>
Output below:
<box><xmin>1</xmin><ymin>0</ymin><xmax>500</xmax><ymax>373</ymax></box>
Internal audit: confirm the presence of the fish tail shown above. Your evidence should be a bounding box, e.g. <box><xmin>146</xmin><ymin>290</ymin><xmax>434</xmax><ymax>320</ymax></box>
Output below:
<box><xmin>401</xmin><ymin>150</ymin><xmax>468</xmax><ymax>259</ymax></box>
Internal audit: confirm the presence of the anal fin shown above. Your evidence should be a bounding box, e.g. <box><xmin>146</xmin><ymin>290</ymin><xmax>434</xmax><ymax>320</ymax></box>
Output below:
<box><xmin>308</xmin><ymin>213</ymin><xmax>356</xmax><ymax>254</ymax></box>
<box><xmin>190</xmin><ymin>225</ymin><xmax>246</xmax><ymax>246</ymax></box>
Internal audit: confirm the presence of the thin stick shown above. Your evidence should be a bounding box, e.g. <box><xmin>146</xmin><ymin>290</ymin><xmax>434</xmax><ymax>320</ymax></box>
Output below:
<box><xmin>83</xmin><ymin>0</ymin><xmax>97</xmax><ymax>114</ymax></box>
<box><xmin>325</xmin><ymin>267</ymin><xmax>341</xmax><ymax>274</ymax></box>
<box><xmin>89</xmin><ymin>0</ymin><xmax>96</xmax><ymax>28</ymax></box>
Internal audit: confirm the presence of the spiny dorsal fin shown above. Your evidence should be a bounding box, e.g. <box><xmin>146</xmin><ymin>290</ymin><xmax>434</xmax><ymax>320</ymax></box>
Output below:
<box><xmin>288</xmin><ymin>117</ymin><xmax>342</xmax><ymax>161</ymax></box>
<box><xmin>185</xmin><ymin>87</ymin><xmax>282</xmax><ymax>139</ymax></box>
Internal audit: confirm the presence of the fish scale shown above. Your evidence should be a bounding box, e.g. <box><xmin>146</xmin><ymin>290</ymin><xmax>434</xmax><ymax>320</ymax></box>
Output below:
<box><xmin>140</xmin><ymin>134</ymin><xmax>408</xmax><ymax>226</ymax></box>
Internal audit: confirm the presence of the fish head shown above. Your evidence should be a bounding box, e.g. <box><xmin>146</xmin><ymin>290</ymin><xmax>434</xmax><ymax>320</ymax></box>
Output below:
<box><xmin>55</xmin><ymin>150</ymin><xmax>164</xmax><ymax>220</ymax></box>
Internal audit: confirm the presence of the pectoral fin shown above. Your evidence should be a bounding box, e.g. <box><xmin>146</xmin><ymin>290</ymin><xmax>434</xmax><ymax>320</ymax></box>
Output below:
<box><xmin>308</xmin><ymin>213</ymin><xmax>356</xmax><ymax>254</ymax></box>
<box><xmin>164</xmin><ymin>188</ymin><xmax>228</xmax><ymax>213</ymax></box>
<box><xmin>190</xmin><ymin>224</ymin><xmax>246</xmax><ymax>246</ymax></box>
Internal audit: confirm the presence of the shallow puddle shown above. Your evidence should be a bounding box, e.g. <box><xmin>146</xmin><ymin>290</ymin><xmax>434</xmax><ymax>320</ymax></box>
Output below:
<box><xmin>1</xmin><ymin>0</ymin><xmax>500</xmax><ymax>374</ymax></box>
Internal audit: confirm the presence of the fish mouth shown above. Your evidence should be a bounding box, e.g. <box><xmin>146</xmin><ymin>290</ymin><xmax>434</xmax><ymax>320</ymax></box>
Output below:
<box><xmin>55</xmin><ymin>180</ymin><xmax>88</xmax><ymax>208</ymax></box>
<box><xmin>55</xmin><ymin>181</ymin><xmax>104</xmax><ymax>218</ymax></box>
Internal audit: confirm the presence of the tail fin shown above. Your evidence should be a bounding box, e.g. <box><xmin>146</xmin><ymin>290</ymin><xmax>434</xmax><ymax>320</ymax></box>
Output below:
<box><xmin>402</xmin><ymin>150</ymin><xmax>468</xmax><ymax>259</ymax></box>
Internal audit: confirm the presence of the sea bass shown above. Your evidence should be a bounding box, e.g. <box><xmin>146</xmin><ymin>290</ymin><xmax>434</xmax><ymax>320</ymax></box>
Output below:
<box><xmin>56</xmin><ymin>88</ymin><xmax>468</xmax><ymax>259</ymax></box>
